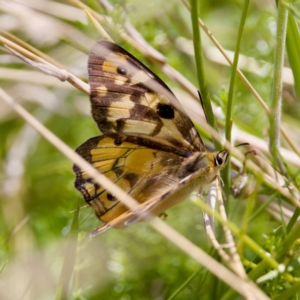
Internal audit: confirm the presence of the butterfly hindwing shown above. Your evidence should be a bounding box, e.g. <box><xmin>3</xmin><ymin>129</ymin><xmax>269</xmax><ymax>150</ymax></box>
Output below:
<box><xmin>88</xmin><ymin>162</ymin><xmax>214</xmax><ymax>236</ymax></box>
<box><xmin>74</xmin><ymin>134</ymin><xmax>194</xmax><ymax>229</ymax></box>
<box><xmin>88</xmin><ymin>40</ymin><xmax>205</xmax><ymax>153</ymax></box>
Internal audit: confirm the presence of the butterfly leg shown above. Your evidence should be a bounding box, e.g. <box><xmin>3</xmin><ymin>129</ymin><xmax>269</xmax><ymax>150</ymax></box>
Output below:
<box><xmin>158</xmin><ymin>212</ymin><xmax>168</xmax><ymax>221</ymax></box>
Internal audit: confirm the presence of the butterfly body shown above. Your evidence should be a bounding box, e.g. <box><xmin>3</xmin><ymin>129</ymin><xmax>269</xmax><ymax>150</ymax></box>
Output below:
<box><xmin>73</xmin><ymin>40</ymin><xmax>228</xmax><ymax>236</ymax></box>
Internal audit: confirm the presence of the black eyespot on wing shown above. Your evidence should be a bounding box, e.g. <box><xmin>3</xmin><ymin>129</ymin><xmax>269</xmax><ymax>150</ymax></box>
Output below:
<box><xmin>117</xmin><ymin>66</ymin><xmax>127</xmax><ymax>75</ymax></box>
<box><xmin>107</xmin><ymin>193</ymin><xmax>116</xmax><ymax>201</ymax></box>
<box><xmin>156</xmin><ymin>103</ymin><xmax>175</xmax><ymax>119</ymax></box>
<box><xmin>114</xmin><ymin>139</ymin><xmax>122</xmax><ymax>146</ymax></box>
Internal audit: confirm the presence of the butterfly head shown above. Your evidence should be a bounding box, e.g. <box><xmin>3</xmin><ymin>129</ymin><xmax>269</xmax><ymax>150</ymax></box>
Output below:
<box><xmin>180</xmin><ymin>149</ymin><xmax>229</xmax><ymax>187</ymax></box>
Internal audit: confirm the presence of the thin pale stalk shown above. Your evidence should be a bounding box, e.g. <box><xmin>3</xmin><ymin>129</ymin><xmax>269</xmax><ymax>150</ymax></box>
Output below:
<box><xmin>193</xmin><ymin>198</ymin><xmax>275</xmax><ymax>266</ymax></box>
<box><xmin>55</xmin><ymin>207</ymin><xmax>79</xmax><ymax>300</ymax></box>
<box><xmin>216</xmin><ymin>179</ymin><xmax>248</xmax><ymax>281</ymax></box>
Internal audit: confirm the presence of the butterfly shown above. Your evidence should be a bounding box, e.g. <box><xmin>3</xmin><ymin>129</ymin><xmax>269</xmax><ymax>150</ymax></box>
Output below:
<box><xmin>73</xmin><ymin>40</ymin><xmax>229</xmax><ymax>236</ymax></box>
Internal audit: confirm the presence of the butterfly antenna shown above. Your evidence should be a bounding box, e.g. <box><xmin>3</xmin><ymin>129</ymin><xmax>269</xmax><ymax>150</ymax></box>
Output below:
<box><xmin>197</xmin><ymin>90</ymin><xmax>208</xmax><ymax>122</ymax></box>
<box><xmin>242</xmin><ymin>149</ymin><xmax>257</xmax><ymax>173</ymax></box>
<box><xmin>234</xmin><ymin>142</ymin><xmax>250</xmax><ymax>148</ymax></box>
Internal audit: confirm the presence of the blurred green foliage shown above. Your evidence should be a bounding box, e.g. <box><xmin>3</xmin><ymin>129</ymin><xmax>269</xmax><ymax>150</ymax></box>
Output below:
<box><xmin>1</xmin><ymin>0</ymin><xmax>300</xmax><ymax>299</ymax></box>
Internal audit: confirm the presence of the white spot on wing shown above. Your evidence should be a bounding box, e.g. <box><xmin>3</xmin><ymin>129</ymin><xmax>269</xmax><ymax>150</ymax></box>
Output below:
<box><xmin>96</xmin><ymin>85</ymin><xmax>108</xmax><ymax>96</ymax></box>
<box><xmin>145</xmin><ymin>93</ymin><xmax>161</xmax><ymax>108</ymax></box>
<box><xmin>122</xmin><ymin>120</ymin><xmax>157</xmax><ymax>134</ymax></box>
<box><xmin>114</xmin><ymin>75</ymin><xmax>126</xmax><ymax>85</ymax></box>
<box><xmin>108</xmin><ymin>101</ymin><xmax>135</xmax><ymax>109</ymax></box>
<box><xmin>121</xmin><ymin>94</ymin><xmax>132</xmax><ymax>102</ymax></box>
<box><xmin>107</xmin><ymin>107</ymin><xmax>131</xmax><ymax>118</ymax></box>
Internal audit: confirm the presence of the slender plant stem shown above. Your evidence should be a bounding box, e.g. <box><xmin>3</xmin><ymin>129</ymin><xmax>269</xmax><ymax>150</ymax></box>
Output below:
<box><xmin>223</xmin><ymin>0</ymin><xmax>249</xmax><ymax>192</ymax></box>
<box><xmin>166</xmin><ymin>269</ymin><xmax>201</xmax><ymax>300</ymax></box>
<box><xmin>275</xmin><ymin>222</ymin><xmax>300</xmax><ymax>261</ymax></box>
<box><xmin>190</xmin><ymin>0</ymin><xmax>221</xmax><ymax>150</ymax></box>
<box><xmin>286</xmin><ymin>207</ymin><xmax>300</xmax><ymax>233</ymax></box>
<box><xmin>55</xmin><ymin>208</ymin><xmax>79</xmax><ymax>300</ymax></box>
<box><xmin>286</xmin><ymin>11</ymin><xmax>300</xmax><ymax>101</ymax></box>
<box><xmin>273</xmin><ymin>281</ymin><xmax>300</xmax><ymax>300</ymax></box>
<box><xmin>193</xmin><ymin>198</ymin><xmax>279</xmax><ymax>270</ymax></box>
<box><xmin>225</xmin><ymin>0</ymin><xmax>249</xmax><ymax>144</ymax></box>
<box><xmin>269</xmin><ymin>1</ymin><xmax>288</xmax><ymax>173</ymax></box>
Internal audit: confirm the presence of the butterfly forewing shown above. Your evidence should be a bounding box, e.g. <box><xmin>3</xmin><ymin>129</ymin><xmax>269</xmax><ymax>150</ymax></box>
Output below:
<box><xmin>88</xmin><ymin>40</ymin><xmax>205</xmax><ymax>153</ymax></box>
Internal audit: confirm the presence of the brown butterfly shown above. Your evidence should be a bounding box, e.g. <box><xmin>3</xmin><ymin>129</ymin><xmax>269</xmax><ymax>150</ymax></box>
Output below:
<box><xmin>73</xmin><ymin>40</ymin><xmax>228</xmax><ymax>236</ymax></box>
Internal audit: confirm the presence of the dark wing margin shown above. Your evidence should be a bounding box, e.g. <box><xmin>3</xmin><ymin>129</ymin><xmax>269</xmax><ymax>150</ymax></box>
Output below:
<box><xmin>88</xmin><ymin>40</ymin><xmax>205</xmax><ymax>152</ymax></box>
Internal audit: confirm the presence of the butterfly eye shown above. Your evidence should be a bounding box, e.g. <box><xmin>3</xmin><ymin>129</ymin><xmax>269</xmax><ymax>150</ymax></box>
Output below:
<box><xmin>117</xmin><ymin>66</ymin><xmax>127</xmax><ymax>75</ymax></box>
<box><xmin>215</xmin><ymin>151</ymin><xmax>229</xmax><ymax>166</ymax></box>
<box><xmin>114</xmin><ymin>139</ymin><xmax>122</xmax><ymax>146</ymax></box>
<box><xmin>216</xmin><ymin>155</ymin><xmax>223</xmax><ymax>165</ymax></box>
